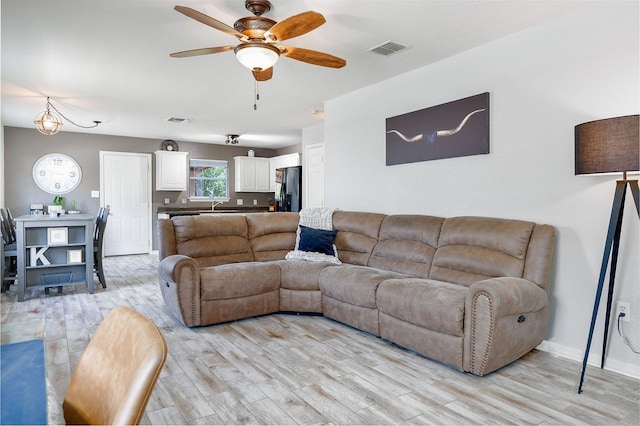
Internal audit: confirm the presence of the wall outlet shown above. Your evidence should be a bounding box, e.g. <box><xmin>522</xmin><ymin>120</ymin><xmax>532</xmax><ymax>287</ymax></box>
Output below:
<box><xmin>253</xmin><ymin>199</ymin><xmax>258</xmax><ymax>205</ymax></box>
<box><xmin>615</xmin><ymin>301</ymin><xmax>631</xmax><ymax>323</ymax></box>
<box><xmin>91</xmin><ymin>190</ymin><xmax>100</xmax><ymax>198</ymax></box>
<box><xmin>164</xmin><ymin>198</ymin><xmax>170</xmax><ymax>204</ymax></box>
<box><xmin>237</xmin><ymin>199</ymin><xmax>243</xmax><ymax>206</ymax></box>
<box><xmin>181</xmin><ymin>198</ymin><xmax>187</xmax><ymax>204</ymax></box>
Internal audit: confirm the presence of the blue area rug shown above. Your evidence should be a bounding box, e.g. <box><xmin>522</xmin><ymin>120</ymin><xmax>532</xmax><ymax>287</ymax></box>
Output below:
<box><xmin>0</xmin><ymin>339</ymin><xmax>47</xmax><ymax>425</ymax></box>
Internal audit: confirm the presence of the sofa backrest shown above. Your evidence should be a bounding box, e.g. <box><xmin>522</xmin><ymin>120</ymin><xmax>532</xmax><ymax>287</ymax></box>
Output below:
<box><xmin>158</xmin><ymin>211</ymin><xmax>555</xmax><ymax>291</ymax></box>
<box><xmin>166</xmin><ymin>215</ymin><xmax>254</xmax><ymax>267</ymax></box>
<box><xmin>333</xmin><ymin>211</ymin><xmax>385</xmax><ymax>266</ymax></box>
<box><xmin>368</xmin><ymin>215</ymin><xmax>444</xmax><ymax>278</ymax></box>
<box><xmin>246</xmin><ymin>212</ymin><xmax>299</xmax><ymax>261</ymax></box>
<box><xmin>429</xmin><ymin>216</ymin><xmax>554</xmax><ymax>289</ymax></box>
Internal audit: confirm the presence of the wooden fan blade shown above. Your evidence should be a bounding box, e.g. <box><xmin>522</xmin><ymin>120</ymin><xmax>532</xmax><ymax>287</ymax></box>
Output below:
<box><xmin>264</xmin><ymin>11</ymin><xmax>325</xmax><ymax>42</ymax></box>
<box><xmin>280</xmin><ymin>46</ymin><xmax>346</xmax><ymax>68</ymax></box>
<box><xmin>170</xmin><ymin>46</ymin><xmax>235</xmax><ymax>58</ymax></box>
<box><xmin>252</xmin><ymin>67</ymin><xmax>273</xmax><ymax>81</ymax></box>
<box><xmin>174</xmin><ymin>5</ymin><xmax>248</xmax><ymax>41</ymax></box>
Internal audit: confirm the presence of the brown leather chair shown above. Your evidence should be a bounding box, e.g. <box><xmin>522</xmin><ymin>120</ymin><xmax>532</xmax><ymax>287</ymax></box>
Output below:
<box><xmin>63</xmin><ymin>306</ymin><xmax>167</xmax><ymax>425</ymax></box>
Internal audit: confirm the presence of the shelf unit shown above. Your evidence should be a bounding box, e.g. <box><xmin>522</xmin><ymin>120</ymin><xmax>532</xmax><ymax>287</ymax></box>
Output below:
<box><xmin>15</xmin><ymin>214</ymin><xmax>94</xmax><ymax>301</ymax></box>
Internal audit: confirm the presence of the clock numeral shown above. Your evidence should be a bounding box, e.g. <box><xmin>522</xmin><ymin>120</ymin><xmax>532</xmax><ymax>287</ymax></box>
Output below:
<box><xmin>39</xmin><ymin>170</ymin><xmax>46</xmax><ymax>177</ymax></box>
<box><xmin>69</xmin><ymin>171</ymin><xmax>76</xmax><ymax>178</ymax></box>
<box><xmin>53</xmin><ymin>158</ymin><xmax>63</xmax><ymax>166</ymax></box>
<box><xmin>54</xmin><ymin>183</ymin><xmax>61</xmax><ymax>190</ymax></box>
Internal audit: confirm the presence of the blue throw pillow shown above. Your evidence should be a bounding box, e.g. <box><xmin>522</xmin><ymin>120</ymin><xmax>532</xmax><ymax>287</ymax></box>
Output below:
<box><xmin>298</xmin><ymin>225</ymin><xmax>338</xmax><ymax>256</ymax></box>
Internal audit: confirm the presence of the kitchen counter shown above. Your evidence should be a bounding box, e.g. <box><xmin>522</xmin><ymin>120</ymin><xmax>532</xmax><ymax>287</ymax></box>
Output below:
<box><xmin>157</xmin><ymin>206</ymin><xmax>270</xmax><ymax>218</ymax></box>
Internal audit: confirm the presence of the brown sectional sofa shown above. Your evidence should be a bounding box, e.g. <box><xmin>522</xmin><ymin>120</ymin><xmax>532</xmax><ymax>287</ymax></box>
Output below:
<box><xmin>157</xmin><ymin>211</ymin><xmax>555</xmax><ymax>376</ymax></box>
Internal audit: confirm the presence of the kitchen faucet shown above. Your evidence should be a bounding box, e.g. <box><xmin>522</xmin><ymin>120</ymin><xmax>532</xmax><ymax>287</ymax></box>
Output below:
<box><xmin>211</xmin><ymin>200</ymin><xmax>225</xmax><ymax>210</ymax></box>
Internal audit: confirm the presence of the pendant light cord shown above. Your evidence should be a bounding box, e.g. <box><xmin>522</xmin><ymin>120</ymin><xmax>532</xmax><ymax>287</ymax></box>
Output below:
<box><xmin>47</xmin><ymin>97</ymin><xmax>101</xmax><ymax>128</ymax></box>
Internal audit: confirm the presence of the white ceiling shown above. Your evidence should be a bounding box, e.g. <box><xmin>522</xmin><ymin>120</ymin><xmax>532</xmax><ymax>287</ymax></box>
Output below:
<box><xmin>2</xmin><ymin>0</ymin><xmax>582</xmax><ymax>149</ymax></box>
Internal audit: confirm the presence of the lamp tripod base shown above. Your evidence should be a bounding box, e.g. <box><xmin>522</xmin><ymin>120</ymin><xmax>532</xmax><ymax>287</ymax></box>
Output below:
<box><xmin>577</xmin><ymin>178</ymin><xmax>639</xmax><ymax>394</ymax></box>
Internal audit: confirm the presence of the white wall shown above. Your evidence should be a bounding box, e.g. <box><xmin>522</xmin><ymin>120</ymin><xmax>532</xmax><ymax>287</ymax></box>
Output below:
<box><xmin>323</xmin><ymin>2</ymin><xmax>639</xmax><ymax>377</ymax></box>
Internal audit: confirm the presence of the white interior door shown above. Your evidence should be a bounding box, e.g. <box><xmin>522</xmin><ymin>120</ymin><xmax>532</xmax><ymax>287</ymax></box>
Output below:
<box><xmin>100</xmin><ymin>151</ymin><xmax>152</xmax><ymax>256</ymax></box>
<box><xmin>305</xmin><ymin>143</ymin><xmax>325</xmax><ymax>209</ymax></box>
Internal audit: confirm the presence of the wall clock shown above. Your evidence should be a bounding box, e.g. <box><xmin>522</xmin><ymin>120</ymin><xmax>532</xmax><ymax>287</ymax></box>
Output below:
<box><xmin>32</xmin><ymin>153</ymin><xmax>82</xmax><ymax>194</ymax></box>
<box><xmin>160</xmin><ymin>139</ymin><xmax>179</xmax><ymax>151</ymax></box>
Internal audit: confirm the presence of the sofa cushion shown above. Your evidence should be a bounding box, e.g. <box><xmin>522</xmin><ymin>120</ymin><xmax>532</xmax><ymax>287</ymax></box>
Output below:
<box><xmin>172</xmin><ymin>215</ymin><xmax>253</xmax><ymax>267</ymax></box>
<box><xmin>246</xmin><ymin>212</ymin><xmax>299</xmax><ymax>261</ymax></box>
<box><xmin>377</xmin><ymin>278</ymin><xmax>467</xmax><ymax>337</ymax></box>
<box><xmin>332</xmin><ymin>211</ymin><xmax>385</xmax><ymax>266</ymax></box>
<box><xmin>200</xmin><ymin>262</ymin><xmax>280</xmax><ymax>300</ymax></box>
<box><xmin>276</xmin><ymin>260</ymin><xmax>331</xmax><ymax>291</ymax></box>
<box><xmin>319</xmin><ymin>265</ymin><xmax>409</xmax><ymax>309</ymax></box>
<box><xmin>368</xmin><ymin>215</ymin><xmax>444</xmax><ymax>278</ymax></box>
<box><xmin>430</xmin><ymin>217</ymin><xmax>535</xmax><ymax>286</ymax></box>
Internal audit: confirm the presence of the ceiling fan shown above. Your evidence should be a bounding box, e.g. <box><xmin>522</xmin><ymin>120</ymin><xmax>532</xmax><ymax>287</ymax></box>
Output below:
<box><xmin>170</xmin><ymin>0</ymin><xmax>346</xmax><ymax>81</ymax></box>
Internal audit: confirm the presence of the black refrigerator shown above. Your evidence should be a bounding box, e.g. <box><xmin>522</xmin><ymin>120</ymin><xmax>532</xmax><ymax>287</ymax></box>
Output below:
<box><xmin>275</xmin><ymin>166</ymin><xmax>302</xmax><ymax>212</ymax></box>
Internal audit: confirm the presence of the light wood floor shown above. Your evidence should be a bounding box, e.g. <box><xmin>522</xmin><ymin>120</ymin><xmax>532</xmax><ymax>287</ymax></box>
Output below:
<box><xmin>1</xmin><ymin>254</ymin><xmax>638</xmax><ymax>425</ymax></box>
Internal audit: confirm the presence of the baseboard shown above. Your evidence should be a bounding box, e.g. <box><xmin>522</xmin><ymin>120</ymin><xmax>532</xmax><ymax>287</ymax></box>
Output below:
<box><xmin>537</xmin><ymin>340</ymin><xmax>640</xmax><ymax>379</ymax></box>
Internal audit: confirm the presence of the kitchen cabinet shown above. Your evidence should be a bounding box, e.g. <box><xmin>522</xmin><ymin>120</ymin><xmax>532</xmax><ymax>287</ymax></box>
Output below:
<box><xmin>155</xmin><ymin>151</ymin><xmax>188</xmax><ymax>191</ymax></box>
<box><xmin>15</xmin><ymin>214</ymin><xmax>94</xmax><ymax>302</ymax></box>
<box><xmin>234</xmin><ymin>156</ymin><xmax>271</xmax><ymax>192</ymax></box>
<box><xmin>269</xmin><ymin>153</ymin><xmax>301</xmax><ymax>192</ymax></box>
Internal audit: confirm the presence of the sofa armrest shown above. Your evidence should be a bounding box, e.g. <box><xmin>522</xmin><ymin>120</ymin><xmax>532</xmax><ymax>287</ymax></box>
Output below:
<box><xmin>463</xmin><ymin>277</ymin><xmax>549</xmax><ymax>375</ymax></box>
<box><xmin>158</xmin><ymin>255</ymin><xmax>201</xmax><ymax>327</ymax></box>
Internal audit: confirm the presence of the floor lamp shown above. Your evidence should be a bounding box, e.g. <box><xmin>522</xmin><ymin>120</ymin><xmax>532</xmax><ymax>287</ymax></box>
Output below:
<box><xmin>576</xmin><ymin>114</ymin><xmax>639</xmax><ymax>394</ymax></box>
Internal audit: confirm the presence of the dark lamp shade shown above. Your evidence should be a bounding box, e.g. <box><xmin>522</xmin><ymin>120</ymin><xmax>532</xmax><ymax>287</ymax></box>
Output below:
<box><xmin>575</xmin><ymin>114</ymin><xmax>639</xmax><ymax>175</ymax></box>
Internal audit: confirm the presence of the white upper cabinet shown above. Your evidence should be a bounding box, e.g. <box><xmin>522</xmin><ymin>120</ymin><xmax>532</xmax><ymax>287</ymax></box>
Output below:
<box><xmin>234</xmin><ymin>156</ymin><xmax>271</xmax><ymax>192</ymax></box>
<box><xmin>155</xmin><ymin>151</ymin><xmax>188</xmax><ymax>191</ymax></box>
<box><xmin>269</xmin><ymin>153</ymin><xmax>301</xmax><ymax>192</ymax></box>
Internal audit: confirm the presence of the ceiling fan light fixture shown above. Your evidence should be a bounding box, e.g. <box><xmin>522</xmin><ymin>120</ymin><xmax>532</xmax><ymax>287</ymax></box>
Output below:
<box><xmin>234</xmin><ymin>43</ymin><xmax>279</xmax><ymax>71</ymax></box>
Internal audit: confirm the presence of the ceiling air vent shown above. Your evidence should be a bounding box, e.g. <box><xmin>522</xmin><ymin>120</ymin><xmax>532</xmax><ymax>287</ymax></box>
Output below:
<box><xmin>368</xmin><ymin>41</ymin><xmax>408</xmax><ymax>56</ymax></box>
<box><xmin>166</xmin><ymin>117</ymin><xmax>192</xmax><ymax>124</ymax></box>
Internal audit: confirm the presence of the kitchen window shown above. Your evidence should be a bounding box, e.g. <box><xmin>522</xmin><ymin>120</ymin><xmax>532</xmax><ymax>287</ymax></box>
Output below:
<box><xmin>189</xmin><ymin>159</ymin><xmax>230</xmax><ymax>201</ymax></box>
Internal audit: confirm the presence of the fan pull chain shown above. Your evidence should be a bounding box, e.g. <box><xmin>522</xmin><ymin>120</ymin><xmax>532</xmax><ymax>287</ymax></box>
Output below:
<box><xmin>254</xmin><ymin>80</ymin><xmax>260</xmax><ymax>111</ymax></box>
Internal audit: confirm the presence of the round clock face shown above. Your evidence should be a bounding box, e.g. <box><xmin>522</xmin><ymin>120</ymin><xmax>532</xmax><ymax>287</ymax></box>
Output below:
<box><xmin>32</xmin><ymin>153</ymin><xmax>82</xmax><ymax>194</ymax></box>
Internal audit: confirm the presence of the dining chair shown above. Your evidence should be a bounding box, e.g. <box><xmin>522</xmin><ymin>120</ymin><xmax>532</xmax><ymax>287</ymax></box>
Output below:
<box><xmin>93</xmin><ymin>207</ymin><xmax>109</xmax><ymax>288</ymax></box>
<box><xmin>63</xmin><ymin>306</ymin><xmax>167</xmax><ymax>425</ymax></box>
<box><xmin>1</xmin><ymin>208</ymin><xmax>17</xmax><ymax>292</ymax></box>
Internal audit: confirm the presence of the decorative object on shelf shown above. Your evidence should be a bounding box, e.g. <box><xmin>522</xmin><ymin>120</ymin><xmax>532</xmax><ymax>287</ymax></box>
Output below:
<box><xmin>33</xmin><ymin>153</ymin><xmax>82</xmax><ymax>195</ymax></box>
<box><xmin>160</xmin><ymin>139</ymin><xmax>179</xmax><ymax>151</ymax></box>
<box><xmin>30</xmin><ymin>204</ymin><xmax>44</xmax><ymax>216</ymax></box>
<box><xmin>67</xmin><ymin>250</ymin><xmax>83</xmax><ymax>264</ymax></box>
<box><xmin>385</xmin><ymin>92</ymin><xmax>490</xmax><ymax>166</ymax></box>
<box><xmin>226</xmin><ymin>134</ymin><xmax>240</xmax><ymax>144</ymax></box>
<box><xmin>47</xmin><ymin>227</ymin><xmax>68</xmax><ymax>245</ymax></box>
<box><xmin>576</xmin><ymin>114</ymin><xmax>639</xmax><ymax>394</ymax></box>
<box><xmin>68</xmin><ymin>200</ymin><xmax>80</xmax><ymax>214</ymax></box>
<box><xmin>247</xmin><ymin>149</ymin><xmax>255</xmax><ymax>157</ymax></box>
<box><xmin>53</xmin><ymin>195</ymin><xmax>64</xmax><ymax>208</ymax></box>
<box><xmin>33</xmin><ymin>97</ymin><xmax>100</xmax><ymax>135</ymax></box>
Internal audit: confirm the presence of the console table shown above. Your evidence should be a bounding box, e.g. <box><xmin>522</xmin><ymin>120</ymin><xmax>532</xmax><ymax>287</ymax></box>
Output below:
<box><xmin>15</xmin><ymin>214</ymin><xmax>94</xmax><ymax>302</ymax></box>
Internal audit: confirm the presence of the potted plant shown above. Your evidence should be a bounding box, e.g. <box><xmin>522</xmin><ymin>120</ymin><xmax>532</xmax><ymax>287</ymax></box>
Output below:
<box><xmin>49</xmin><ymin>196</ymin><xmax>64</xmax><ymax>215</ymax></box>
